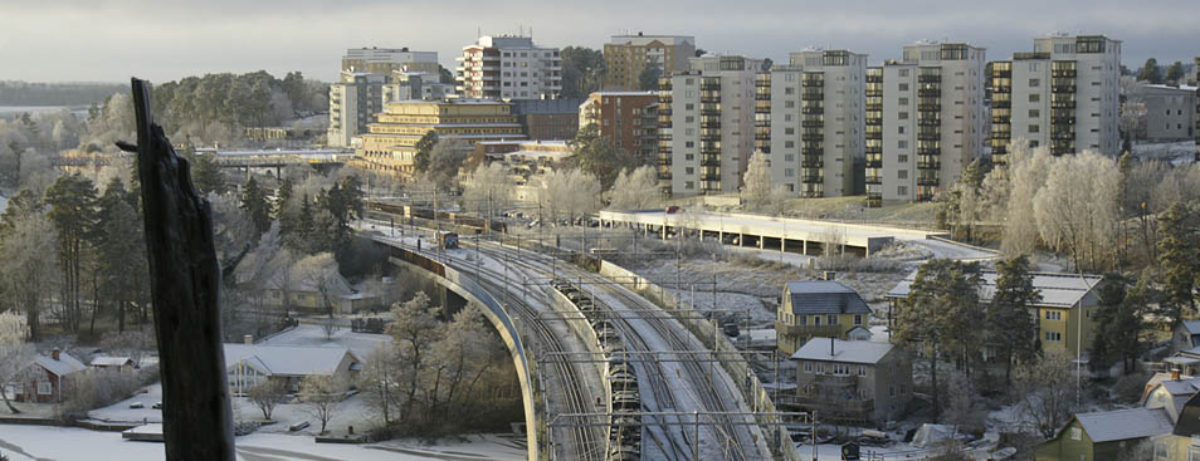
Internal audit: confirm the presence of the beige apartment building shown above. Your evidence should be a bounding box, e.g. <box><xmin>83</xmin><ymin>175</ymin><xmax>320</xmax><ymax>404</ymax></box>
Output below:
<box><xmin>661</xmin><ymin>55</ymin><xmax>763</xmax><ymax>196</ymax></box>
<box><xmin>877</xmin><ymin>41</ymin><xmax>987</xmax><ymax>202</ymax></box>
<box><xmin>990</xmin><ymin>34</ymin><xmax>1121</xmax><ymax>164</ymax></box>
<box><xmin>791</xmin><ymin>338</ymin><xmax>912</xmax><ymax>425</ymax></box>
<box><xmin>760</xmin><ymin>49</ymin><xmax>867</xmax><ymax>197</ymax></box>
<box><xmin>604</xmin><ymin>33</ymin><xmax>696</xmax><ymax>91</ymax></box>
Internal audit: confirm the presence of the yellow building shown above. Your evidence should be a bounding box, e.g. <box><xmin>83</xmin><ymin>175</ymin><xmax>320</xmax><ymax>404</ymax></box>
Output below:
<box><xmin>603</xmin><ymin>34</ymin><xmax>696</xmax><ymax>91</ymax></box>
<box><xmin>776</xmin><ymin>280</ymin><xmax>873</xmax><ymax>355</ymax></box>
<box><xmin>355</xmin><ymin>99</ymin><xmax>527</xmax><ymax>178</ymax></box>
<box><xmin>887</xmin><ymin>269</ymin><xmax>1104</xmax><ymax>358</ymax></box>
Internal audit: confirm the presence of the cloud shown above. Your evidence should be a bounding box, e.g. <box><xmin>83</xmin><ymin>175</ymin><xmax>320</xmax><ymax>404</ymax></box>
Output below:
<box><xmin>0</xmin><ymin>0</ymin><xmax>1196</xmax><ymax>83</ymax></box>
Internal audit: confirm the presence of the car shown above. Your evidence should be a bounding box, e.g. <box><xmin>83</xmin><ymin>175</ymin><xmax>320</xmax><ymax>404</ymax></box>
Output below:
<box><xmin>152</xmin><ymin>401</ymin><xmax>162</xmax><ymax>409</ymax></box>
<box><xmin>128</xmin><ymin>402</ymin><xmax>144</xmax><ymax>409</ymax></box>
<box><xmin>665</xmin><ymin>205</ymin><xmax>682</xmax><ymax>214</ymax></box>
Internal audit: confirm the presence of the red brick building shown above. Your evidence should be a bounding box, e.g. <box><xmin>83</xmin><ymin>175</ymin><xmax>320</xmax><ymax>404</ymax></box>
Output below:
<box><xmin>578</xmin><ymin>91</ymin><xmax>659</xmax><ymax>164</ymax></box>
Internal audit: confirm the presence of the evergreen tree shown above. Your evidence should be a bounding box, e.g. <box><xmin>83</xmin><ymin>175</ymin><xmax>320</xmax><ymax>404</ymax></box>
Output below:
<box><xmin>1166</xmin><ymin>61</ymin><xmax>1186</xmax><ymax>83</ymax></box>
<box><xmin>192</xmin><ymin>151</ymin><xmax>226</xmax><ymax>195</ymax></box>
<box><xmin>638</xmin><ymin>64</ymin><xmax>663</xmax><ymax>91</ymax></box>
<box><xmin>94</xmin><ymin>178</ymin><xmax>141</xmax><ymax>332</ymax></box>
<box><xmin>988</xmin><ymin>255</ymin><xmax>1041</xmax><ymax>384</ymax></box>
<box><xmin>1090</xmin><ymin>273</ymin><xmax>1151</xmax><ymax>374</ymax></box>
<box><xmin>44</xmin><ymin>173</ymin><xmax>98</xmax><ymax>333</ymax></box>
<box><xmin>284</xmin><ymin>193</ymin><xmax>315</xmax><ymax>254</ymax></box>
<box><xmin>274</xmin><ymin>177</ymin><xmax>293</xmax><ymax>219</ymax></box>
<box><xmin>1138</xmin><ymin>58</ymin><xmax>1163</xmax><ymax>84</ymax></box>
<box><xmin>240</xmin><ymin>177</ymin><xmax>271</xmax><ymax>236</ymax></box>
<box><xmin>892</xmin><ymin>259</ymin><xmax>983</xmax><ymax>420</ymax></box>
<box><xmin>413</xmin><ymin>131</ymin><xmax>439</xmax><ymax>174</ymax></box>
<box><xmin>1157</xmin><ymin>203</ymin><xmax>1199</xmax><ymax>326</ymax></box>
<box><xmin>568</xmin><ymin>124</ymin><xmax>636</xmax><ymax>189</ymax></box>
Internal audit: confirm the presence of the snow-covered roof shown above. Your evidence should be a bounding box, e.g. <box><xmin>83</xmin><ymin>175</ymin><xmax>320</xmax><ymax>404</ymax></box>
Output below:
<box><xmin>1181</xmin><ymin>320</ymin><xmax>1200</xmax><ymax>335</ymax></box>
<box><xmin>224</xmin><ymin>344</ymin><xmax>359</xmax><ymax>378</ymax></box>
<box><xmin>34</xmin><ymin>352</ymin><xmax>88</xmax><ymax>377</ymax></box>
<box><xmin>784</xmin><ymin>280</ymin><xmax>872</xmax><ymax>315</ymax></box>
<box><xmin>1074</xmin><ymin>407</ymin><xmax>1172</xmax><ymax>442</ymax></box>
<box><xmin>887</xmin><ymin>269</ymin><xmax>1102</xmax><ymax>308</ymax></box>
<box><xmin>90</xmin><ymin>356</ymin><xmax>135</xmax><ymax>367</ymax></box>
<box><xmin>790</xmin><ymin>337</ymin><xmax>894</xmax><ymax>365</ymax></box>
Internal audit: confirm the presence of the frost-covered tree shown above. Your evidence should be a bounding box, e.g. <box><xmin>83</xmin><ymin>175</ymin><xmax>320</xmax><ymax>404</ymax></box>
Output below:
<box><xmin>247</xmin><ymin>380</ymin><xmax>288</xmax><ymax>421</ymax></box>
<box><xmin>1032</xmin><ymin>150</ymin><xmax>1121</xmax><ymax>271</ymax></box>
<box><xmin>0</xmin><ymin>210</ymin><xmax>58</xmax><ymax>341</ymax></box>
<box><xmin>360</xmin><ymin>346</ymin><xmax>403</xmax><ymax>425</ymax></box>
<box><xmin>537</xmin><ymin>168</ymin><xmax>601</xmax><ymax>224</ymax></box>
<box><xmin>0</xmin><ymin>311</ymin><xmax>35</xmax><ymax>413</ymax></box>
<box><xmin>741</xmin><ymin>151</ymin><xmax>772</xmax><ymax>210</ymax></box>
<box><xmin>1015</xmin><ymin>351</ymin><xmax>1079</xmax><ymax>438</ymax></box>
<box><xmin>299</xmin><ymin>375</ymin><xmax>344</xmax><ymax>434</ymax></box>
<box><xmin>1001</xmin><ymin>140</ymin><xmax>1051</xmax><ymax>257</ymax></box>
<box><xmin>460</xmin><ymin>163</ymin><xmax>513</xmax><ymax>219</ymax></box>
<box><xmin>607</xmin><ymin>166</ymin><xmax>660</xmax><ymax>211</ymax></box>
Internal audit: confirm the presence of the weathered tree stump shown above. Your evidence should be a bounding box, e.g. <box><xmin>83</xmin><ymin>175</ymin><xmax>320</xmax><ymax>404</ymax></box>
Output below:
<box><xmin>118</xmin><ymin>78</ymin><xmax>235</xmax><ymax>461</ymax></box>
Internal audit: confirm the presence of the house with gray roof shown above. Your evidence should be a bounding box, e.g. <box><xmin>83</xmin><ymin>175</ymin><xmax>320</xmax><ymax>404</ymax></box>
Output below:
<box><xmin>224</xmin><ymin>343</ymin><xmax>362</xmax><ymax>395</ymax></box>
<box><xmin>887</xmin><ymin>267</ymin><xmax>1104</xmax><ymax>357</ymax></box>
<box><xmin>1035</xmin><ymin>407</ymin><xmax>1173</xmax><ymax>461</ymax></box>
<box><xmin>15</xmin><ymin>349</ymin><xmax>88</xmax><ymax>403</ymax></box>
<box><xmin>789</xmin><ymin>337</ymin><xmax>911</xmax><ymax>425</ymax></box>
<box><xmin>776</xmin><ymin>280</ymin><xmax>873</xmax><ymax>354</ymax></box>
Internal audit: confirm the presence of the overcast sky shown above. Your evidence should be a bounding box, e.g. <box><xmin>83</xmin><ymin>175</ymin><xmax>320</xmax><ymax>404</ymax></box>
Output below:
<box><xmin>2</xmin><ymin>0</ymin><xmax>1198</xmax><ymax>83</ymax></box>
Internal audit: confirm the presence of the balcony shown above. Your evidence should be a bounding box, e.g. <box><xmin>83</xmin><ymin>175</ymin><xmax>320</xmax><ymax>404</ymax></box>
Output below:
<box><xmin>801</xmin><ymin>159</ymin><xmax>824</xmax><ymax>169</ymax></box>
<box><xmin>801</xmin><ymin>174</ymin><xmax>823</xmax><ymax>184</ymax></box>
<box><xmin>865</xmin><ymin>175</ymin><xmax>882</xmax><ymax>184</ymax></box>
<box><xmin>917</xmin><ymin>160</ymin><xmax>941</xmax><ymax>170</ymax></box>
<box><xmin>917</xmin><ymin>89</ymin><xmax>940</xmax><ymax>98</ymax></box>
<box><xmin>802</xmin><ymin>106</ymin><xmax>825</xmax><ymax>115</ymax></box>
<box><xmin>801</xmin><ymin>119</ymin><xmax>824</xmax><ymax>128</ymax></box>
<box><xmin>918</xmin><ymin>74</ymin><xmax>941</xmax><ymax>84</ymax></box>
<box><xmin>801</xmin><ymin>90</ymin><xmax>824</xmax><ymax>101</ymax></box>
<box><xmin>918</xmin><ymin>103</ymin><xmax>942</xmax><ymax>112</ymax></box>
<box><xmin>917</xmin><ymin>174</ymin><xmax>939</xmax><ymax>186</ymax></box>
<box><xmin>701</xmin><ymin>173</ymin><xmax>721</xmax><ymax>181</ymax></box>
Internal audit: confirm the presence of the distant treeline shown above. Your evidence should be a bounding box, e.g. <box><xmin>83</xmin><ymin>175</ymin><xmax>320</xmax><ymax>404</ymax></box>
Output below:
<box><xmin>0</xmin><ymin>81</ymin><xmax>126</xmax><ymax>106</ymax></box>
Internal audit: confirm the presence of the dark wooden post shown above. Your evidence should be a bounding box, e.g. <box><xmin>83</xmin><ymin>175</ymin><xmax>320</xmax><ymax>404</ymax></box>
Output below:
<box><xmin>120</xmin><ymin>78</ymin><xmax>235</xmax><ymax>460</ymax></box>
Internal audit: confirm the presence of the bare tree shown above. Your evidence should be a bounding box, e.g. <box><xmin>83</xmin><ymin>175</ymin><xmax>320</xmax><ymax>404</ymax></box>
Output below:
<box><xmin>299</xmin><ymin>375</ymin><xmax>344</xmax><ymax>434</ymax></box>
<box><xmin>247</xmin><ymin>380</ymin><xmax>288</xmax><ymax>421</ymax></box>
<box><xmin>0</xmin><ymin>311</ymin><xmax>34</xmax><ymax>414</ymax></box>
<box><xmin>608</xmin><ymin>166</ymin><xmax>660</xmax><ymax>211</ymax></box>
<box><xmin>1014</xmin><ymin>351</ymin><xmax>1080</xmax><ymax>438</ymax></box>
<box><xmin>291</xmin><ymin>252</ymin><xmax>342</xmax><ymax>337</ymax></box>
<box><xmin>427</xmin><ymin>138</ymin><xmax>471</xmax><ymax>189</ymax></box>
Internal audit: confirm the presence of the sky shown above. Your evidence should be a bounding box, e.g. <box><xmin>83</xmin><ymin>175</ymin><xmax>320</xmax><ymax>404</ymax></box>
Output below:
<box><xmin>1</xmin><ymin>0</ymin><xmax>1198</xmax><ymax>83</ymax></box>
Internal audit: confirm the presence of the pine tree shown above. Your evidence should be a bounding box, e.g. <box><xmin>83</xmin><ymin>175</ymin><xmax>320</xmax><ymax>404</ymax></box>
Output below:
<box><xmin>1157</xmin><ymin>203</ymin><xmax>1199</xmax><ymax>326</ymax></box>
<box><xmin>44</xmin><ymin>173</ymin><xmax>98</xmax><ymax>333</ymax></box>
<box><xmin>1166</xmin><ymin>61</ymin><xmax>1186</xmax><ymax>83</ymax></box>
<box><xmin>413</xmin><ymin>131</ymin><xmax>439</xmax><ymax>174</ymax></box>
<box><xmin>240</xmin><ymin>177</ymin><xmax>271</xmax><ymax>236</ymax></box>
<box><xmin>893</xmin><ymin>259</ymin><xmax>983</xmax><ymax>420</ymax></box>
<box><xmin>1091</xmin><ymin>273</ymin><xmax>1152</xmax><ymax>374</ymax></box>
<box><xmin>989</xmin><ymin>255</ymin><xmax>1041</xmax><ymax>384</ymax></box>
<box><xmin>274</xmin><ymin>177</ymin><xmax>293</xmax><ymax>219</ymax></box>
<box><xmin>192</xmin><ymin>151</ymin><xmax>226</xmax><ymax>195</ymax></box>
<box><xmin>1138</xmin><ymin>58</ymin><xmax>1163</xmax><ymax>84</ymax></box>
<box><xmin>94</xmin><ymin>178</ymin><xmax>141</xmax><ymax>332</ymax></box>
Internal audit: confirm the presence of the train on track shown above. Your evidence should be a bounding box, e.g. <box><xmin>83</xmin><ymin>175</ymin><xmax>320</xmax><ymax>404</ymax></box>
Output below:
<box><xmin>365</xmin><ymin>200</ymin><xmax>508</xmax><ymax>234</ymax></box>
<box><xmin>550</xmin><ymin>278</ymin><xmax>642</xmax><ymax>461</ymax></box>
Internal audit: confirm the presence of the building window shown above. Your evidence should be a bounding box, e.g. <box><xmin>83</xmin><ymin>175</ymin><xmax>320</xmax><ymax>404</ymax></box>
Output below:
<box><xmin>1028</xmin><ymin>125</ymin><xmax>1039</xmax><ymax>133</ymax></box>
<box><xmin>899</xmin><ymin>112</ymin><xmax>909</xmax><ymax>120</ymax></box>
<box><xmin>898</xmin><ymin>170</ymin><xmax>908</xmax><ymax>179</ymax></box>
<box><xmin>858</xmin><ymin>366</ymin><xmax>867</xmax><ymax>377</ymax></box>
<box><xmin>813</xmin><ymin>316</ymin><xmax>822</xmax><ymax>326</ymax></box>
<box><xmin>1029</xmin><ymin>78</ymin><xmax>1040</xmax><ymax>87</ymax></box>
<box><xmin>1028</xmin><ymin>109</ymin><xmax>1040</xmax><ymax>118</ymax></box>
<box><xmin>38</xmin><ymin>381</ymin><xmax>51</xmax><ymax>395</ymax></box>
<box><xmin>1069</xmin><ymin>428</ymin><xmax>1082</xmax><ymax>441</ymax></box>
<box><xmin>798</xmin><ymin>315</ymin><xmax>807</xmax><ymax>325</ymax></box>
<box><xmin>898</xmin><ymin>83</ymin><xmax>909</xmax><ymax>91</ymax></box>
<box><xmin>804</xmin><ymin>361</ymin><xmax>813</xmax><ymax>373</ymax></box>
<box><xmin>899</xmin><ymin>97</ymin><xmax>909</xmax><ymax>106</ymax></box>
<box><xmin>1157</xmin><ymin>441</ymin><xmax>1169</xmax><ymax>460</ymax></box>
<box><xmin>1045</xmin><ymin>331</ymin><xmax>1062</xmax><ymax>342</ymax></box>
<box><xmin>1045</xmin><ymin>311</ymin><xmax>1062</xmax><ymax>320</ymax></box>
<box><xmin>897</xmin><ymin>186</ymin><xmax>908</xmax><ymax>196</ymax></box>
<box><xmin>1029</xmin><ymin>94</ymin><xmax>1040</xmax><ymax>103</ymax></box>
<box><xmin>828</xmin><ymin>315</ymin><xmax>838</xmax><ymax>325</ymax></box>
<box><xmin>898</xmin><ymin>140</ymin><xmax>908</xmax><ymax>149</ymax></box>
<box><xmin>854</xmin><ymin>314</ymin><xmax>863</xmax><ymax>325</ymax></box>
<box><xmin>898</xmin><ymin>126</ymin><xmax>905</xmax><ymax>134</ymax></box>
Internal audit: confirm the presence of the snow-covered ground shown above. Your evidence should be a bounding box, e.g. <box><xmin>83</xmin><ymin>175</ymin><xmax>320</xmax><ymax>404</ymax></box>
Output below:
<box><xmin>0</xmin><ymin>424</ymin><xmax>524</xmax><ymax>461</ymax></box>
<box><xmin>260</xmin><ymin>324</ymin><xmax>391</xmax><ymax>360</ymax></box>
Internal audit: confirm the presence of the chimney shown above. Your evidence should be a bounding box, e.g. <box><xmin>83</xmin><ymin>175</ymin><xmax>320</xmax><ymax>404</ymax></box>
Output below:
<box><xmin>829</xmin><ymin>337</ymin><xmax>836</xmax><ymax>357</ymax></box>
<box><xmin>1172</xmin><ymin>368</ymin><xmax>1181</xmax><ymax>381</ymax></box>
<box><xmin>51</xmin><ymin>348</ymin><xmax>61</xmax><ymax>361</ymax></box>
<box><xmin>243</xmin><ymin>334</ymin><xmax>254</xmax><ymax>345</ymax></box>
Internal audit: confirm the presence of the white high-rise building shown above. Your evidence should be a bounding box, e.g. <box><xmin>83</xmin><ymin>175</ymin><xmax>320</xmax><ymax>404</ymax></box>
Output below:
<box><xmin>877</xmin><ymin>42</ymin><xmax>987</xmax><ymax>202</ymax></box>
<box><xmin>661</xmin><ymin>55</ymin><xmax>763</xmax><ymax>196</ymax></box>
<box><xmin>764</xmin><ymin>49</ymin><xmax>867</xmax><ymax>197</ymax></box>
<box><xmin>327</xmin><ymin>71</ymin><xmax>385</xmax><ymax>148</ymax></box>
<box><xmin>341</xmin><ymin>47</ymin><xmax>440</xmax><ymax>76</ymax></box>
<box><xmin>990</xmin><ymin>34</ymin><xmax>1121</xmax><ymax>164</ymax></box>
<box><xmin>455</xmin><ymin>35</ymin><xmax>562</xmax><ymax>100</ymax></box>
